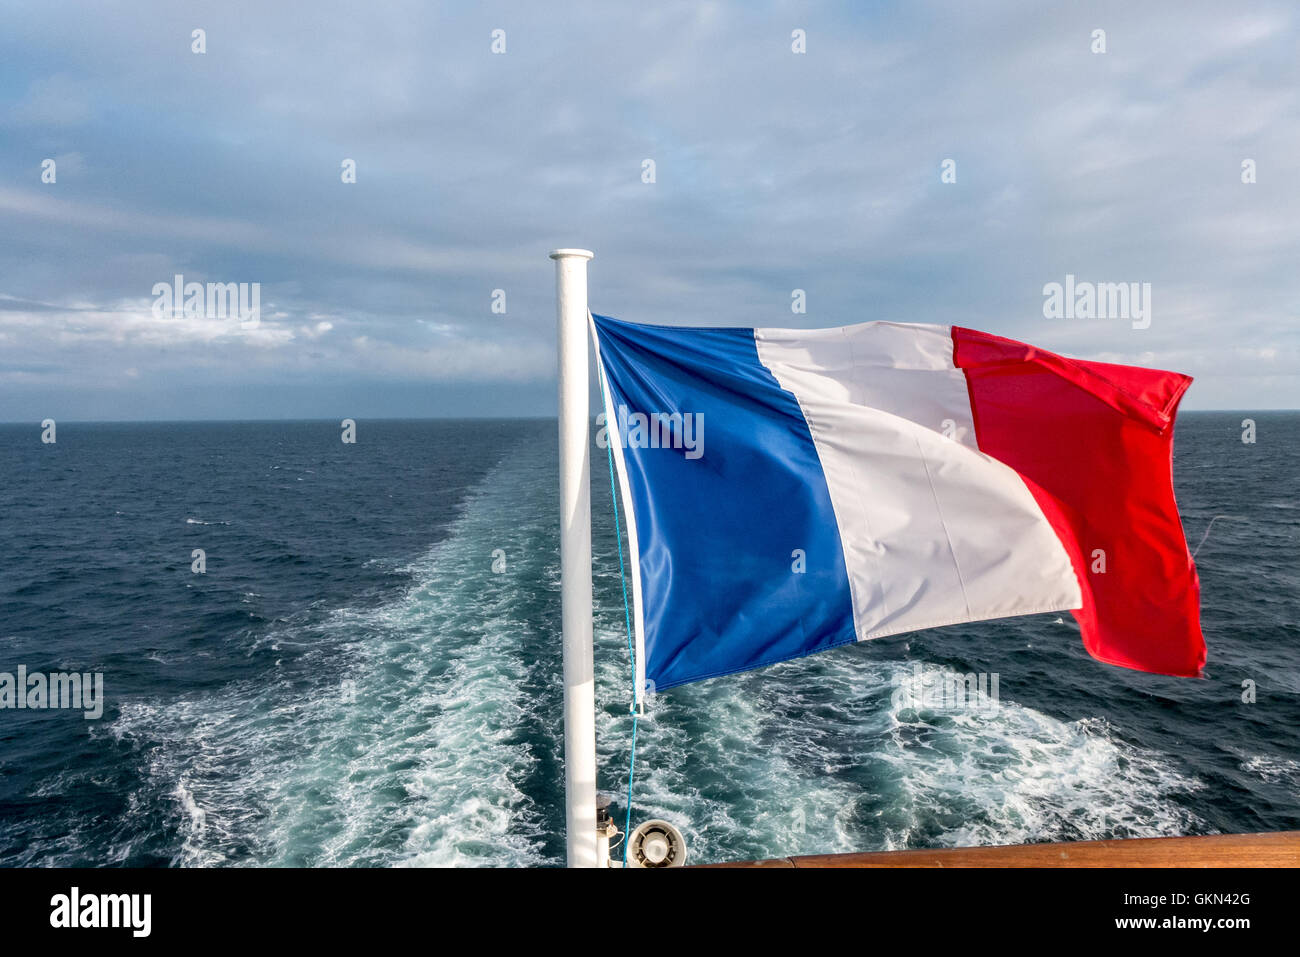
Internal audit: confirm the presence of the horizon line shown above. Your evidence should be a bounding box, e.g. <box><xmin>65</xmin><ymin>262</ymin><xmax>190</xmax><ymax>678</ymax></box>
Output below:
<box><xmin>2</xmin><ymin>409</ymin><xmax>1298</xmax><ymax>426</ymax></box>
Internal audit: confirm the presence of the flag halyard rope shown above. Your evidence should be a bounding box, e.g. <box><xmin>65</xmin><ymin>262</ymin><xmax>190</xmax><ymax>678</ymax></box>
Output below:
<box><xmin>597</xmin><ymin>357</ymin><xmax>639</xmax><ymax>868</ymax></box>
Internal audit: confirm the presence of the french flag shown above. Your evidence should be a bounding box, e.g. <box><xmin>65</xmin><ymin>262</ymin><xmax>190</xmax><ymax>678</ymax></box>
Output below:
<box><xmin>591</xmin><ymin>313</ymin><xmax>1205</xmax><ymax>697</ymax></box>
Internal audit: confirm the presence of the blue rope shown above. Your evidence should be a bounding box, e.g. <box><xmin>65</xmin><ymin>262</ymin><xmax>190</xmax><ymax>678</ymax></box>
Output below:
<box><xmin>600</xmin><ymin>365</ymin><xmax>639</xmax><ymax>868</ymax></box>
<box><xmin>622</xmin><ymin>711</ymin><xmax>638</xmax><ymax>868</ymax></box>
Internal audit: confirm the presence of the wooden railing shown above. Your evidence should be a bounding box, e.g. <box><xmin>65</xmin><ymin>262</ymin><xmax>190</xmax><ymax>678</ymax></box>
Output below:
<box><xmin>699</xmin><ymin>831</ymin><xmax>1300</xmax><ymax>867</ymax></box>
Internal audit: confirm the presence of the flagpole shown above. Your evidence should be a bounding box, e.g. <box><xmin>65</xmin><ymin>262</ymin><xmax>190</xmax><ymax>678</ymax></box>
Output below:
<box><xmin>550</xmin><ymin>247</ymin><xmax>597</xmax><ymax>868</ymax></box>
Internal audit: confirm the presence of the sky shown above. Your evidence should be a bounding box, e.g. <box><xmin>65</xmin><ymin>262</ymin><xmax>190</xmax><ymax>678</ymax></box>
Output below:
<box><xmin>1</xmin><ymin>0</ymin><xmax>1297</xmax><ymax>420</ymax></box>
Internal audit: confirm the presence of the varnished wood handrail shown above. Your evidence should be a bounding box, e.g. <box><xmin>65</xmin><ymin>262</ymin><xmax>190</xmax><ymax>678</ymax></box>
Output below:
<box><xmin>698</xmin><ymin>831</ymin><xmax>1300</xmax><ymax>867</ymax></box>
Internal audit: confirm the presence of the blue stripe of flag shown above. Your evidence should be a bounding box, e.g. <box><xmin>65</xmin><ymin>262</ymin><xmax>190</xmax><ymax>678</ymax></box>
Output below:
<box><xmin>592</xmin><ymin>314</ymin><xmax>856</xmax><ymax>690</ymax></box>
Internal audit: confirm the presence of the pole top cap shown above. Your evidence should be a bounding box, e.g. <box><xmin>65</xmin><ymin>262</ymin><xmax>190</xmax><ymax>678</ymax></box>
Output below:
<box><xmin>549</xmin><ymin>248</ymin><xmax>594</xmax><ymax>260</ymax></box>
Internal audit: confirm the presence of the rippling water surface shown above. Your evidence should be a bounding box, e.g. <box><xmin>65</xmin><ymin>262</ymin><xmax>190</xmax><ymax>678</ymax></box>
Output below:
<box><xmin>0</xmin><ymin>414</ymin><xmax>1296</xmax><ymax>866</ymax></box>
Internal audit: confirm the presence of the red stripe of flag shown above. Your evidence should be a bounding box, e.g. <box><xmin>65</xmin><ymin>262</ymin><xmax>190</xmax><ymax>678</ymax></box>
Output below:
<box><xmin>952</xmin><ymin>326</ymin><xmax>1205</xmax><ymax>677</ymax></box>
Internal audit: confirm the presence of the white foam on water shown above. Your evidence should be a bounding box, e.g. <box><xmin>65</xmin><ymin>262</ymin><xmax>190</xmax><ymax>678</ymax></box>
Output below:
<box><xmin>1237</xmin><ymin>751</ymin><xmax>1300</xmax><ymax>787</ymax></box>
<box><xmin>875</xmin><ymin>671</ymin><xmax>1206</xmax><ymax>849</ymax></box>
<box><xmin>113</xmin><ymin>438</ymin><xmax>557</xmax><ymax>867</ymax></box>
<box><xmin>598</xmin><ymin>648</ymin><xmax>1206</xmax><ymax>863</ymax></box>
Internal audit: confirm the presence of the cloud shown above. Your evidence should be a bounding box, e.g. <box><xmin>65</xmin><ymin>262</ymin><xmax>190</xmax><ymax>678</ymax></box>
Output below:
<box><xmin>0</xmin><ymin>0</ymin><xmax>1296</xmax><ymax>418</ymax></box>
<box><xmin>6</xmin><ymin>73</ymin><xmax>92</xmax><ymax>127</ymax></box>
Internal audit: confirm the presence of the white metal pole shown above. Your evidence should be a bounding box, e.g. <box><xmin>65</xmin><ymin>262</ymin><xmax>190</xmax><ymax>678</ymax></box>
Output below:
<box><xmin>550</xmin><ymin>247</ymin><xmax>597</xmax><ymax>868</ymax></box>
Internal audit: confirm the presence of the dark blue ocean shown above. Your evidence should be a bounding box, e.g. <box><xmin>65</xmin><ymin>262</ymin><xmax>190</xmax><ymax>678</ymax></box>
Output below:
<box><xmin>0</xmin><ymin>414</ymin><xmax>1296</xmax><ymax>866</ymax></box>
